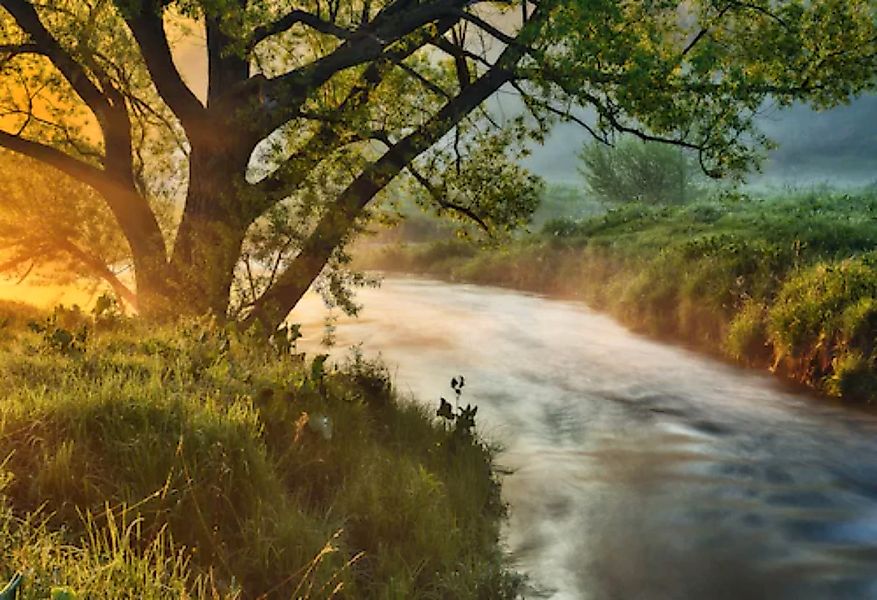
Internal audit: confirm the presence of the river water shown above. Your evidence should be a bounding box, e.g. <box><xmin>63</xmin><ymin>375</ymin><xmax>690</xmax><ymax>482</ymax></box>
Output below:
<box><xmin>291</xmin><ymin>276</ymin><xmax>877</xmax><ymax>599</ymax></box>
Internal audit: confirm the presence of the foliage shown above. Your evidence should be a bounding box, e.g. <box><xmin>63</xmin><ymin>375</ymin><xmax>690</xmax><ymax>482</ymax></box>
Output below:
<box><xmin>369</xmin><ymin>183</ymin><xmax>602</xmax><ymax>246</ymax></box>
<box><xmin>0</xmin><ymin>311</ymin><xmax>521</xmax><ymax>598</ymax></box>
<box><xmin>536</xmin><ymin>0</ymin><xmax>877</xmax><ymax>174</ymax></box>
<box><xmin>436</xmin><ymin>376</ymin><xmax>479</xmax><ymax>436</ymax></box>
<box><xmin>769</xmin><ymin>254</ymin><xmax>877</xmax><ymax>398</ymax></box>
<box><xmin>530</xmin><ymin>184</ymin><xmax>606</xmax><ymax>229</ymax></box>
<box><xmin>578</xmin><ymin>139</ymin><xmax>704</xmax><ymax>204</ymax></box>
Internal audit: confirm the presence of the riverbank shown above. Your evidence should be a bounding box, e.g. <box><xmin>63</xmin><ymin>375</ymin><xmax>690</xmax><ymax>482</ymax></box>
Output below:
<box><xmin>360</xmin><ymin>191</ymin><xmax>877</xmax><ymax>403</ymax></box>
<box><xmin>0</xmin><ymin>302</ymin><xmax>520</xmax><ymax>598</ymax></box>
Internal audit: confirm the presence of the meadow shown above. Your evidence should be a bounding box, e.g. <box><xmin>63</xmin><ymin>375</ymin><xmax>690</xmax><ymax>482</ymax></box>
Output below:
<box><xmin>363</xmin><ymin>190</ymin><xmax>877</xmax><ymax>402</ymax></box>
<box><xmin>0</xmin><ymin>301</ymin><xmax>520</xmax><ymax>599</ymax></box>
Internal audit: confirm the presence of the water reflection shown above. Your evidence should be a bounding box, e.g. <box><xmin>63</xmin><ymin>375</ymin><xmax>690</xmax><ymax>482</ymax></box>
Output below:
<box><xmin>291</xmin><ymin>276</ymin><xmax>877</xmax><ymax>599</ymax></box>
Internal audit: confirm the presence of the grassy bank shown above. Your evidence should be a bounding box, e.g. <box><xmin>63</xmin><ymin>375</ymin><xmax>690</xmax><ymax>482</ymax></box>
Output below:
<box><xmin>362</xmin><ymin>191</ymin><xmax>877</xmax><ymax>403</ymax></box>
<box><xmin>0</xmin><ymin>301</ymin><xmax>520</xmax><ymax>598</ymax></box>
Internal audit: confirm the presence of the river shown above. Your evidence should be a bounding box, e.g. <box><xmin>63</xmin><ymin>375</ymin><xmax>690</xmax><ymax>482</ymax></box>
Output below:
<box><xmin>290</xmin><ymin>276</ymin><xmax>877</xmax><ymax>599</ymax></box>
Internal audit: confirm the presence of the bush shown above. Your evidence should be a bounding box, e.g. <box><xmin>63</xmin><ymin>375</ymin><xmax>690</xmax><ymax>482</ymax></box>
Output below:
<box><xmin>724</xmin><ymin>301</ymin><xmax>770</xmax><ymax>364</ymax></box>
<box><xmin>769</xmin><ymin>256</ymin><xmax>877</xmax><ymax>357</ymax></box>
<box><xmin>825</xmin><ymin>351</ymin><xmax>877</xmax><ymax>402</ymax></box>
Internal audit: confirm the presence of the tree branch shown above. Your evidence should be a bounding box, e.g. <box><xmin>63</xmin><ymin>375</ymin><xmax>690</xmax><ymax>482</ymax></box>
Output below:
<box><xmin>249</xmin><ymin>17</ymin><xmax>460</xmax><ymax>218</ymax></box>
<box><xmin>57</xmin><ymin>239</ymin><xmax>138</xmax><ymax>309</ymax></box>
<box><xmin>0</xmin><ymin>130</ymin><xmax>109</xmax><ymax>191</ymax></box>
<box><xmin>455</xmin><ymin>9</ymin><xmax>519</xmax><ymax>46</ymax></box>
<box><xmin>1</xmin><ymin>0</ymin><xmax>114</xmax><ymax>119</ymax></box>
<box><xmin>407</xmin><ymin>164</ymin><xmax>489</xmax><ymax>231</ymax></box>
<box><xmin>243</xmin><ymin>11</ymin><xmax>540</xmax><ymax>328</ymax></box>
<box><xmin>509</xmin><ymin>79</ymin><xmax>608</xmax><ymax>143</ymax></box>
<box><xmin>248</xmin><ymin>10</ymin><xmax>355</xmax><ymax>50</ymax></box>
<box><xmin>247</xmin><ymin>1</ymin><xmax>473</xmax><ymax>141</ymax></box>
<box><xmin>1</xmin><ymin>0</ymin><xmax>145</xmax><ymax>185</ymax></box>
<box><xmin>115</xmin><ymin>2</ymin><xmax>207</xmax><ymax>137</ymax></box>
<box><xmin>0</xmin><ymin>42</ymin><xmax>41</xmax><ymax>55</ymax></box>
<box><xmin>0</xmin><ymin>130</ymin><xmax>167</xmax><ymax>279</ymax></box>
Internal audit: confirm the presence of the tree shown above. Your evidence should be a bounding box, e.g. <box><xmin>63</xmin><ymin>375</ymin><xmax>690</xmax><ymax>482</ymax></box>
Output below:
<box><xmin>0</xmin><ymin>149</ymin><xmax>142</xmax><ymax>307</ymax></box>
<box><xmin>0</xmin><ymin>0</ymin><xmax>874</xmax><ymax>330</ymax></box>
<box><xmin>579</xmin><ymin>139</ymin><xmax>703</xmax><ymax>205</ymax></box>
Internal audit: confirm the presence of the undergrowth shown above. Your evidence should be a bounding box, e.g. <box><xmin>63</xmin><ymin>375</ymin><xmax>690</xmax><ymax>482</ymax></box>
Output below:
<box><xmin>0</xmin><ymin>304</ymin><xmax>521</xmax><ymax>598</ymax></box>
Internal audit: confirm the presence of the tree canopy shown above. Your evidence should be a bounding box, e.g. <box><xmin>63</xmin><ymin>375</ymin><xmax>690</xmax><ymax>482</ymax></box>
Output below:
<box><xmin>0</xmin><ymin>0</ymin><xmax>874</xmax><ymax>328</ymax></box>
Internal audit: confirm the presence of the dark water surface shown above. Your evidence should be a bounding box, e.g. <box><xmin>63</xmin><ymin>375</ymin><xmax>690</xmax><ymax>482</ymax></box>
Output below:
<box><xmin>291</xmin><ymin>276</ymin><xmax>877</xmax><ymax>599</ymax></box>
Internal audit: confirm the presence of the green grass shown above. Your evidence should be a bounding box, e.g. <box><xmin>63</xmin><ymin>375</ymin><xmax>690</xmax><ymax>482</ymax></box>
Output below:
<box><xmin>0</xmin><ymin>305</ymin><xmax>521</xmax><ymax>598</ymax></box>
<box><xmin>361</xmin><ymin>190</ymin><xmax>877</xmax><ymax>402</ymax></box>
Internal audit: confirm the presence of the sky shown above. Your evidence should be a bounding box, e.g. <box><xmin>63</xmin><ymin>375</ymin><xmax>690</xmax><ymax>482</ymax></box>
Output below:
<box><xmin>522</xmin><ymin>94</ymin><xmax>877</xmax><ymax>188</ymax></box>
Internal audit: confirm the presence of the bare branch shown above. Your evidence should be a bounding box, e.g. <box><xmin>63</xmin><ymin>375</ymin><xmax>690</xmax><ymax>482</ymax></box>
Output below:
<box><xmin>509</xmin><ymin>79</ymin><xmax>608</xmax><ymax>143</ymax></box>
<box><xmin>0</xmin><ymin>42</ymin><xmax>41</xmax><ymax>54</ymax></box>
<box><xmin>394</xmin><ymin>61</ymin><xmax>452</xmax><ymax>99</ymax></box>
<box><xmin>455</xmin><ymin>9</ymin><xmax>518</xmax><ymax>46</ymax></box>
<box><xmin>726</xmin><ymin>1</ymin><xmax>790</xmax><ymax>29</ymax></box>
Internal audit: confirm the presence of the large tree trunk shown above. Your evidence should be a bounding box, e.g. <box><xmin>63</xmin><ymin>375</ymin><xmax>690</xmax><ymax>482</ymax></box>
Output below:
<box><xmin>166</xmin><ymin>143</ymin><xmax>250</xmax><ymax>319</ymax></box>
<box><xmin>167</xmin><ymin>217</ymin><xmax>245</xmax><ymax>318</ymax></box>
<box><xmin>133</xmin><ymin>249</ymin><xmax>174</xmax><ymax>319</ymax></box>
<box><xmin>126</xmin><ymin>17</ymin><xmax>255</xmax><ymax>322</ymax></box>
<box><xmin>94</xmin><ymin>183</ymin><xmax>170</xmax><ymax>320</ymax></box>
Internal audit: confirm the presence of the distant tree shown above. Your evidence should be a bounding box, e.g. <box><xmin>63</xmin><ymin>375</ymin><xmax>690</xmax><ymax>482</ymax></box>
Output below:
<box><xmin>0</xmin><ymin>0</ymin><xmax>875</xmax><ymax>329</ymax></box>
<box><xmin>579</xmin><ymin>139</ymin><xmax>703</xmax><ymax>205</ymax></box>
<box><xmin>0</xmin><ymin>150</ymin><xmax>145</xmax><ymax>308</ymax></box>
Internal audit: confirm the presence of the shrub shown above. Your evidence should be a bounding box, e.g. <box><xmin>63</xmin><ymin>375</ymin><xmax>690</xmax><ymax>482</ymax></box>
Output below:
<box><xmin>769</xmin><ymin>255</ymin><xmax>877</xmax><ymax>364</ymax></box>
<box><xmin>825</xmin><ymin>351</ymin><xmax>877</xmax><ymax>402</ymax></box>
<box><xmin>725</xmin><ymin>301</ymin><xmax>771</xmax><ymax>364</ymax></box>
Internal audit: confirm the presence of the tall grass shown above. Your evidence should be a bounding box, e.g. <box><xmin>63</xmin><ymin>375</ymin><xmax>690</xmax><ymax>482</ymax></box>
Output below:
<box><xmin>362</xmin><ymin>190</ymin><xmax>877</xmax><ymax>402</ymax></box>
<box><xmin>0</xmin><ymin>307</ymin><xmax>521</xmax><ymax>598</ymax></box>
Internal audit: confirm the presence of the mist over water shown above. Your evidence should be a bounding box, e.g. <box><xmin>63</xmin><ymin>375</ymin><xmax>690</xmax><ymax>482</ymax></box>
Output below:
<box><xmin>292</xmin><ymin>277</ymin><xmax>877</xmax><ymax>599</ymax></box>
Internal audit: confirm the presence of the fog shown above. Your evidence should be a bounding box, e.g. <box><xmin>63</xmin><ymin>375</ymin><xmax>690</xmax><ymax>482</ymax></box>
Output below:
<box><xmin>524</xmin><ymin>95</ymin><xmax>877</xmax><ymax>188</ymax></box>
